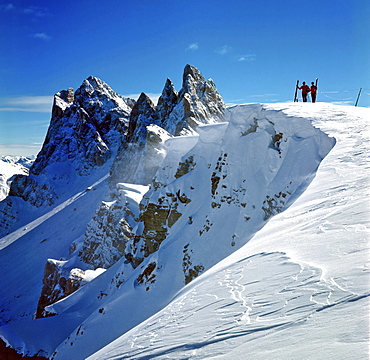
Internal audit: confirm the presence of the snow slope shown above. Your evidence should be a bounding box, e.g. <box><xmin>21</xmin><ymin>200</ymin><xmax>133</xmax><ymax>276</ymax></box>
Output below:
<box><xmin>88</xmin><ymin>103</ymin><xmax>370</xmax><ymax>360</ymax></box>
<box><xmin>0</xmin><ymin>103</ymin><xmax>368</xmax><ymax>359</ymax></box>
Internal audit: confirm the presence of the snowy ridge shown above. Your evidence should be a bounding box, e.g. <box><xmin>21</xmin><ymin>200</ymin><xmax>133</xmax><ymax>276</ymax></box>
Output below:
<box><xmin>87</xmin><ymin>103</ymin><xmax>369</xmax><ymax>360</ymax></box>
<box><xmin>59</xmin><ymin>105</ymin><xmax>333</xmax><ymax>360</ymax></box>
<box><xmin>88</xmin><ymin>252</ymin><xmax>361</xmax><ymax>360</ymax></box>
<box><xmin>0</xmin><ymin>102</ymin><xmax>335</xmax><ymax>359</ymax></box>
<box><xmin>0</xmin><ymin>69</ymin><xmax>368</xmax><ymax>359</ymax></box>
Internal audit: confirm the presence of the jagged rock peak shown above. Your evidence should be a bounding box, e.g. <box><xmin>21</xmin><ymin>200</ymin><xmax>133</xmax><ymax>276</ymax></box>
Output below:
<box><xmin>158</xmin><ymin>64</ymin><xmax>226</xmax><ymax>136</ymax></box>
<box><xmin>182</xmin><ymin>64</ymin><xmax>205</xmax><ymax>89</ymax></box>
<box><xmin>77</xmin><ymin>76</ymin><xmax>117</xmax><ymax>97</ymax></box>
<box><xmin>32</xmin><ymin>76</ymin><xmax>134</xmax><ymax>175</ymax></box>
<box><xmin>74</xmin><ymin>76</ymin><xmax>134</xmax><ymax>114</ymax></box>
<box><xmin>156</xmin><ymin>78</ymin><xmax>179</xmax><ymax>120</ymax></box>
<box><xmin>127</xmin><ymin>92</ymin><xmax>158</xmax><ymax>142</ymax></box>
<box><xmin>7</xmin><ymin>76</ymin><xmax>135</xmax><ymax>208</ymax></box>
<box><xmin>135</xmin><ymin>92</ymin><xmax>156</xmax><ymax>108</ymax></box>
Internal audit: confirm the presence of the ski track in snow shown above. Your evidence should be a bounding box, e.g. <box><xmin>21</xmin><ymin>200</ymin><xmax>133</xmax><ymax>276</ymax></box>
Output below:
<box><xmin>0</xmin><ymin>174</ymin><xmax>109</xmax><ymax>250</ymax></box>
<box><xmin>89</xmin><ymin>252</ymin><xmax>368</xmax><ymax>360</ymax></box>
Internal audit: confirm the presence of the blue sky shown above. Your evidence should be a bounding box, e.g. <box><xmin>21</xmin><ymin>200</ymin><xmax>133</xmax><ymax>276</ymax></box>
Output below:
<box><xmin>0</xmin><ymin>0</ymin><xmax>369</xmax><ymax>156</ymax></box>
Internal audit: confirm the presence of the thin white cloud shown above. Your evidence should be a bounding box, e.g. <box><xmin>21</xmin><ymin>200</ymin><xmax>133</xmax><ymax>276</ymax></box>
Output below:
<box><xmin>23</xmin><ymin>6</ymin><xmax>49</xmax><ymax>17</ymax></box>
<box><xmin>214</xmin><ymin>46</ymin><xmax>256</xmax><ymax>62</ymax></box>
<box><xmin>225</xmin><ymin>100</ymin><xmax>247</xmax><ymax>106</ymax></box>
<box><xmin>186</xmin><ymin>43</ymin><xmax>199</xmax><ymax>51</ymax></box>
<box><xmin>0</xmin><ymin>144</ymin><xmax>42</xmax><ymax>157</ymax></box>
<box><xmin>33</xmin><ymin>32</ymin><xmax>52</xmax><ymax>41</ymax></box>
<box><xmin>216</xmin><ymin>45</ymin><xmax>232</xmax><ymax>55</ymax></box>
<box><xmin>1</xmin><ymin>3</ymin><xmax>50</xmax><ymax>17</ymax></box>
<box><xmin>238</xmin><ymin>54</ymin><xmax>256</xmax><ymax>62</ymax></box>
<box><xmin>0</xmin><ymin>96</ymin><xmax>53</xmax><ymax>113</ymax></box>
<box><xmin>2</xmin><ymin>3</ymin><xmax>15</xmax><ymax>11</ymax></box>
<box><xmin>249</xmin><ymin>93</ymin><xmax>279</xmax><ymax>102</ymax></box>
<box><xmin>249</xmin><ymin>94</ymin><xmax>278</xmax><ymax>98</ymax></box>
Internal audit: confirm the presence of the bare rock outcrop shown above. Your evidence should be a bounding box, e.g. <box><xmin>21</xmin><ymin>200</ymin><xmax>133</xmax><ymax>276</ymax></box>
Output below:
<box><xmin>78</xmin><ymin>190</ymin><xmax>136</xmax><ymax>270</ymax></box>
<box><xmin>36</xmin><ymin>260</ymin><xmax>87</xmax><ymax>318</ymax></box>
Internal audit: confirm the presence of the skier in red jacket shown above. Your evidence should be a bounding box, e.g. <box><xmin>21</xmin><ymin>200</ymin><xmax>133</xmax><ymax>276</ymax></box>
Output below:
<box><xmin>297</xmin><ymin>82</ymin><xmax>311</xmax><ymax>102</ymax></box>
<box><xmin>310</xmin><ymin>82</ymin><xmax>317</xmax><ymax>103</ymax></box>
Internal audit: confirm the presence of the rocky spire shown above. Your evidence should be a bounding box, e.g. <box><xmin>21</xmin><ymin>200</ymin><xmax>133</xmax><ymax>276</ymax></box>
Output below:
<box><xmin>156</xmin><ymin>78</ymin><xmax>179</xmax><ymax>121</ymax></box>
<box><xmin>182</xmin><ymin>64</ymin><xmax>205</xmax><ymax>91</ymax></box>
<box><xmin>158</xmin><ymin>64</ymin><xmax>226</xmax><ymax>136</ymax></box>
<box><xmin>109</xmin><ymin>64</ymin><xmax>226</xmax><ymax>187</ymax></box>
<box><xmin>127</xmin><ymin>92</ymin><xmax>158</xmax><ymax>143</ymax></box>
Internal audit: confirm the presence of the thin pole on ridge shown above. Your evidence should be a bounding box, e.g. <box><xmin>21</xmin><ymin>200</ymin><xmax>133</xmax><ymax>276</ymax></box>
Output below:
<box><xmin>294</xmin><ymin>80</ymin><xmax>299</xmax><ymax>102</ymax></box>
<box><xmin>315</xmin><ymin>78</ymin><xmax>318</xmax><ymax>102</ymax></box>
<box><xmin>355</xmin><ymin>88</ymin><xmax>362</xmax><ymax>106</ymax></box>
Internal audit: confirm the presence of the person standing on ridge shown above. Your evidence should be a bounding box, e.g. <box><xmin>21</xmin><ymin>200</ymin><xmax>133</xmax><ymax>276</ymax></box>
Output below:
<box><xmin>310</xmin><ymin>81</ymin><xmax>317</xmax><ymax>103</ymax></box>
<box><xmin>297</xmin><ymin>81</ymin><xmax>311</xmax><ymax>102</ymax></box>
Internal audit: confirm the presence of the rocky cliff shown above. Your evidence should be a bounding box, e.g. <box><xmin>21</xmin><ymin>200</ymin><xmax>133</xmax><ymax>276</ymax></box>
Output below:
<box><xmin>8</xmin><ymin>77</ymin><xmax>133</xmax><ymax>208</ymax></box>
<box><xmin>32</xmin><ymin>65</ymin><xmax>226</xmax><ymax>318</ymax></box>
<box><xmin>109</xmin><ymin>64</ymin><xmax>225</xmax><ymax>185</ymax></box>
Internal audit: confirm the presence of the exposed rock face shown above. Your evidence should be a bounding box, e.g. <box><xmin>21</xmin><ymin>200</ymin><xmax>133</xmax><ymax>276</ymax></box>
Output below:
<box><xmin>36</xmin><ymin>76</ymin><xmax>132</xmax><ymax>175</ymax></box>
<box><xmin>8</xmin><ymin>77</ymin><xmax>134</xmax><ymax>207</ymax></box>
<box><xmin>78</xmin><ymin>189</ymin><xmax>137</xmax><ymax>270</ymax></box>
<box><xmin>51</xmin><ymin>87</ymin><xmax>74</xmax><ymax>119</ymax></box>
<box><xmin>36</xmin><ymin>258</ymin><xmax>107</xmax><ymax>319</ymax></box>
<box><xmin>163</xmin><ymin>64</ymin><xmax>225</xmax><ymax>135</ymax></box>
<box><xmin>156</xmin><ymin>65</ymin><xmax>225</xmax><ymax>137</ymax></box>
<box><xmin>124</xmin><ymin>161</ymin><xmax>194</xmax><ymax>268</ymax></box>
<box><xmin>8</xmin><ymin>175</ymin><xmax>56</xmax><ymax>207</ymax></box>
<box><xmin>36</xmin><ymin>260</ymin><xmax>87</xmax><ymax>318</ymax></box>
<box><xmin>155</xmin><ymin>78</ymin><xmax>179</xmax><ymax>121</ymax></box>
<box><xmin>126</xmin><ymin>192</ymin><xmax>184</xmax><ymax>264</ymax></box>
<box><xmin>127</xmin><ymin>93</ymin><xmax>158</xmax><ymax>143</ymax></box>
<box><xmin>31</xmin><ymin>65</ymin><xmax>226</xmax><ymax>319</ymax></box>
<box><xmin>0</xmin><ymin>197</ymin><xmax>18</xmax><ymax>231</ymax></box>
<box><xmin>110</xmin><ymin>65</ymin><xmax>225</xmax><ymax>186</ymax></box>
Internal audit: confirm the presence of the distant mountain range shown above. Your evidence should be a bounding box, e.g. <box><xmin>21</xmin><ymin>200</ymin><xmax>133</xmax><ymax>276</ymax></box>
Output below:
<box><xmin>0</xmin><ymin>155</ymin><xmax>34</xmax><ymax>201</ymax></box>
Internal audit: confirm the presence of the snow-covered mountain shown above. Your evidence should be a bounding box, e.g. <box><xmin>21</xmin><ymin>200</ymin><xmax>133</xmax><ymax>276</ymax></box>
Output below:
<box><xmin>0</xmin><ymin>156</ymin><xmax>34</xmax><ymax>202</ymax></box>
<box><xmin>0</xmin><ymin>66</ymin><xmax>368</xmax><ymax>359</ymax></box>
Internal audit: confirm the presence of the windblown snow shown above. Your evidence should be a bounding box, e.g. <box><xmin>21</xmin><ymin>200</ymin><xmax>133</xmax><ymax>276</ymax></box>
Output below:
<box><xmin>0</xmin><ymin>100</ymin><xmax>368</xmax><ymax>359</ymax></box>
